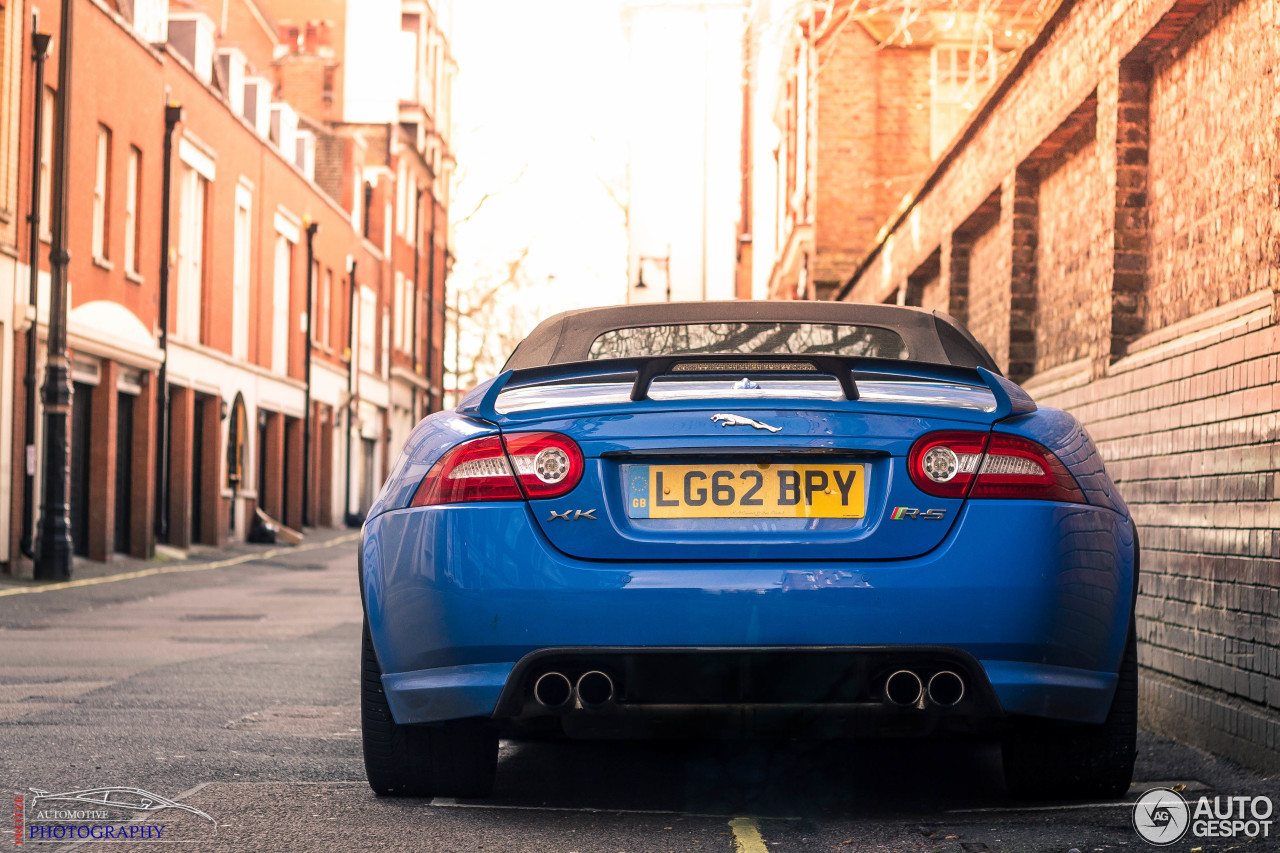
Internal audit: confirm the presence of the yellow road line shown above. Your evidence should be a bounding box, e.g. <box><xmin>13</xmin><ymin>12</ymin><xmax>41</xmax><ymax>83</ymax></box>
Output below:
<box><xmin>729</xmin><ymin>816</ymin><xmax>770</xmax><ymax>853</ymax></box>
<box><xmin>0</xmin><ymin>533</ymin><xmax>360</xmax><ymax>598</ymax></box>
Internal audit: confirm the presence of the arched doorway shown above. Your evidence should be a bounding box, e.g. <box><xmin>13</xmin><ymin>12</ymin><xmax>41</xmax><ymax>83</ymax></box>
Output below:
<box><xmin>226</xmin><ymin>393</ymin><xmax>248</xmax><ymax>535</ymax></box>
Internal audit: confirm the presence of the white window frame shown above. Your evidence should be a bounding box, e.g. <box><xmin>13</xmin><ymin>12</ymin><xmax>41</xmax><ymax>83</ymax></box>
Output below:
<box><xmin>393</xmin><ymin>271</ymin><xmax>405</xmax><ymax>351</ymax></box>
<box><xmin>92</xmin><ymin>125</ymin><xmax>111</xmax><ymax>261</ymax></box>
<box><xmin>402</xmin><ymin>275</ymin><xmax>414</xmax><ymax>356</ymax></box>
<box><xmin>175</xmin><ymin>166</ymin><xmax>207</xmax><ymax>342</ymax></box>
<box><xmin>321</xmin><ymin>268</ymin><xmax>333</xmax><ymax>350</ymax></box>
<box><xmin>39</xmin><ymin>88</ymin><xmax>54</xmax><ymax>241</ymax></box>
<box><xmin>176</xmin><ymin>136</ymin><xmax>216</xmax><ymax>342</ymax></box>
<box><xmin>383</xmin><ymin>200</ymin><xmax>392</xmax><ymax>255</ymax></box>
<box><xmin>358</xmin><ymin>286</ymin><xmax>377</xmax><ymax>373</ymax></box>
<box><xmin>395</xmin><ymin>160</ymin><xmax>408</xmax><ymax>237</ymax></box>
<box><xmin>124</xmin><ymin>146</ymin><xmax>141</xmax><ymax>276</ymax></box>
<box><xmin>271</xmin><ymin>233</ymin><xmax>294</xmax><ymax>374</ymax></box>
<box><xmin>232</xmin><ymin>182</ymin><xmax>253</xmax><ymax>361</ymax></box>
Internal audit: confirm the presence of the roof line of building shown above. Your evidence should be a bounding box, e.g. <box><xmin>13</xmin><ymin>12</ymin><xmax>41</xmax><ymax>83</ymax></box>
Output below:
<box><xmin>833</xmin><ymin>0</ymin><xmax>1074</xmax><ymax>302</ymax></box>
<box><xmin>238</xmin><ymin>0</ymin><xmax>281</xmax><ymax>47</ymax></box>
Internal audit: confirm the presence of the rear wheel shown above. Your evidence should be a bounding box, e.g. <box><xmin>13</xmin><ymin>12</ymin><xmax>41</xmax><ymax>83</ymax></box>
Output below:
<box><xmin>1001</xmin><ymin>622</ymin><xmax>1137</xmax><ymax>800</ymax></box>
<box><xmin>361</xmin><ymin>619</ymin><xmax>498</xmax><ymax>797</ymax></box>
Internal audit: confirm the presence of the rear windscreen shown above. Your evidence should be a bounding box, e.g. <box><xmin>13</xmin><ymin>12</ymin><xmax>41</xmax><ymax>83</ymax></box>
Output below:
<box><xmin>588</xmin><ymin>322</ymin><xmax>909</xmax><ymax>360</ymax></box>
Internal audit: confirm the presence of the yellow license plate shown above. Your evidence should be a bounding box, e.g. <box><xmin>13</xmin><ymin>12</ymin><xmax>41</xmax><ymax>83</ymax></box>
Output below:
<box><xmin>625</xmin><ymin>463</ymin><xmax>866</xmax><ymax>519</ymax></box>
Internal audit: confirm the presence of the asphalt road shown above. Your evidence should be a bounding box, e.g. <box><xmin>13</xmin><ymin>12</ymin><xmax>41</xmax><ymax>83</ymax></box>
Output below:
<box><xmin>2</xmin><ymin>538</ymin><xmax>1276</xmax><ymax>852</ymax></box>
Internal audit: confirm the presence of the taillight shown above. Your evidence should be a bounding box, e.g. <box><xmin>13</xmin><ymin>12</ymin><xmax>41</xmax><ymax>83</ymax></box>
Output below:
<box><xmin>410</xmin><ymin>432</ymin><xmax>584</xmax><ymax>507</ymax></box>
<box><xmin>907</xmin><ymin>431</ymin><xmax>1085</xmax><ymax>503</ymax></box>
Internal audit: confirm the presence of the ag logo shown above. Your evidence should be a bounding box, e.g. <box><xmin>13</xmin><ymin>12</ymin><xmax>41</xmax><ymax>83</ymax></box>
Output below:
<box><xmin>1133</xmin><ymin>787</ymin><xmax>1189</xmax><ymax>845</ymax></box>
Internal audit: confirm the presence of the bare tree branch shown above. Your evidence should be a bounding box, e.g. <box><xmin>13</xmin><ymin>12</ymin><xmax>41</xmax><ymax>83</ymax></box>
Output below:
<box><xmin>453</xmin><ymin>163</ymin><xmax>530</xmax><ymax>227</ymax></box>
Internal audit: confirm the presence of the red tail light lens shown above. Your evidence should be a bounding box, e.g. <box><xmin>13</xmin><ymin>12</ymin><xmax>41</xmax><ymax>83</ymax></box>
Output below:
<box><xmin>906</xmin><ymin>431</ymin><xmax>989</xmax><ymax>498</ymax></box>
<box><xmin>969</xmin><ymin>434</ymin><xmax>1086</xmax><ymax>502</ymax></box>
<box><xmin>907</xmin><ymin>431</ymin><xmax>1085</xmax><ymax>503</ymax></box>
<box><xmin>500</xmin><ymin>432</ymin><xmax>585</xmax><ymax>499</ymax></box>
<box><xmin>410</xmin><ymin>432</ymin><xmax>584</xmax><ymax>507</ymax></box>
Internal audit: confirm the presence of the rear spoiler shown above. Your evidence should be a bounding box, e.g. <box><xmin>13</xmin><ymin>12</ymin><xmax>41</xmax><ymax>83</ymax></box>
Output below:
<box><xmin>459</xmin><ymin>355</ymin><xmax>1036</xmax><ymax>423</ymax></box>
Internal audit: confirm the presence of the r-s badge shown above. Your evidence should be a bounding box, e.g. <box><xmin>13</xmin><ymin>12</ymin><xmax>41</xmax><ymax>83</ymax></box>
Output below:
<box><xmin>890</xmin><ymin>507</ymin><xmax>947</xmax><ymax>520</ymax></box>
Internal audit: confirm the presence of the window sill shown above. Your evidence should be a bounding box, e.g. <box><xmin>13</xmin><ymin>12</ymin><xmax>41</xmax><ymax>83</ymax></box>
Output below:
<box><xmin>92</xmin><ymin>255</ymin><xmax>114</xmax><ymax>272</ymax></box>
<box><xmin>125</xmin><ymin>269</ymin><xmax>144</xmax><ymax>285</ymax></box>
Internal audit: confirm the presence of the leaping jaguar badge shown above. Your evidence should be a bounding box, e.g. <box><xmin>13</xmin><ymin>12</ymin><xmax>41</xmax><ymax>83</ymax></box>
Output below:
<box><xmin>711</xmin><ymin>413</ymin><xmax>782</xmax><ymax>433</ymax></box>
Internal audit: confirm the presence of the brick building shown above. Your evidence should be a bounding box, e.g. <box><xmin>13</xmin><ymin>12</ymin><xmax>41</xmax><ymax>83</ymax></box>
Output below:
<box><xmin>738</xmin><ymin>0</ymin><xmax>1043</xmax><ymax>301</ymax></box>
<box><xmin>1</xmin><ymin>0</ymin><xmax>454</xmax><ymax>571</ymax></box>
<box><xmin>834</xmin><ymin>0</ymin><xmax>1279</xmax><ymax>770</ymax></box>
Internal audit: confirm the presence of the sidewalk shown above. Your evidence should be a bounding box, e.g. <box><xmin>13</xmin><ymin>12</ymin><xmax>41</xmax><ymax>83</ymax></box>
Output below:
<box><xmin>0</xmin><ymin>526</ymin><xmax>361</xmax><ymax>590</ymax></box>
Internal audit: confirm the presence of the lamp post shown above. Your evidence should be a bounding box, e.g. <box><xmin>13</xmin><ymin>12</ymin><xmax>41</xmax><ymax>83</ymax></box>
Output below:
<box><xmin>154</xmin><ymin>102</ymin><xmax>183</xmax><ymax>545</ymax></box>
<box><xmin>34</xmin><ymin>0</ymin><xmax>77</xmax><ymax>579</ymax></box>
<box><xmin>424</xmin><ymin>188</ymin><xmax>438</xmax><ymax>413</ymax></box>
<box><xmin>411</xmin><ymin>188</ymin><xmax>423</xmax><ymax>422</ymax></box>
<box><xmin>633</xmin><ymin>246</ymin><xmax>673</xmax><ymax>302</ymax></box>
<box><xmin>343</xmin><ymin>258</ymin><xmax>361</xmax><ymax>528</ymax></box>
<box><xmin>302</xmin><ymin>218</ymin><xmax>319</xmax><ymax>528</ymax></box>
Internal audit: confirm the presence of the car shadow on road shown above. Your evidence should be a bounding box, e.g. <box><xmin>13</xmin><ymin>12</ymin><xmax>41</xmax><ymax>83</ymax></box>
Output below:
<box><xmin>485</xmin><ymin>736</ymin><xmax>1009</xmax><ymax>818</ymax></box>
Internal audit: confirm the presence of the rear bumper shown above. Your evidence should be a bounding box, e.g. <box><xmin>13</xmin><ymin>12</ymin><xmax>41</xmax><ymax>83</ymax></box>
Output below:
<box><xmin>362</xmin><ymin>500</ymin><xmax>1135</xmax><ymax>728</ymax></box>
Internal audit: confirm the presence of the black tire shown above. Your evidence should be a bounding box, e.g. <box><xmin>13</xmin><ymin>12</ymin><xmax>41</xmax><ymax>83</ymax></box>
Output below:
<box><xmin>1001</xmin><ymin>621</ymin><xmax>1138</xmax><ymax>800</ymax></box>
<box><xmin>361</xmin><ymin>619</ymin><xmax>498</xmax><ymax>797</ymax></box>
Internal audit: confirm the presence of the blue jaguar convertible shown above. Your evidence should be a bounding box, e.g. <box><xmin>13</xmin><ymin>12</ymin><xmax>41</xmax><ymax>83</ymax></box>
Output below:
<box><xmin>359</xmin><ymin>302</ymin><xmax>1137</xmax><ymax>800</ymax></box>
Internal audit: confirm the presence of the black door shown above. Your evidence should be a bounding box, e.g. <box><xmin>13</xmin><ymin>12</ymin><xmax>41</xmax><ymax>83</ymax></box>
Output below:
<box><xmin>69</xmin><ymin>382</ymin><xmax>93</xmax><ymax>557</ymax></box>
<box><xmin>191</xmin><ymin>396</ymin><xmax>205</xmax><ymax>544</ymax></box>
<box><xmin>281</xmin><ymin>419</ymin><xmax>292</xmax><ymax>528</ymax></box>
<box><xmin>360</xmin><ymin>438</ymin><xmax>376</xmax><ymax>516</ymax></box>
<box><xmin>115</xmin><ymin>392</ymin><xmax>134</xmax><ymax>554</ymax></box>
<box><xmin>257</xmin><ymin>413</ymin><xmax>269</xmax><ymax>518</ymax></box>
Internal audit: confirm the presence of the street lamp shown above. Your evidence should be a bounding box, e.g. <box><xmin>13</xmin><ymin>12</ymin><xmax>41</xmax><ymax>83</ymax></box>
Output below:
<box><xmin>155</xmin><ymin>102</ymin><xmax>184</xmax><ymax>545</ymax></box>
<box><xmin>302</xmin><ymin>217</ymin><xmax>319</xmax><ymax>528</ymax></box>
<box><xmin>35</xmin><ymin>0</ymin><xmax>78</xmax><ymax>579</ymax></box>
<box><xmin>634</xmin><ymin>247</ymin><xmax>672</xmax><ymax>302</ymax></box>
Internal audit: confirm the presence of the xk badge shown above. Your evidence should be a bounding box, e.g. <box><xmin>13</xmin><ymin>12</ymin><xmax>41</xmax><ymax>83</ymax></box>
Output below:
<box><xmin>548</xmin><ymin>509</ymin><xmax>597</xmax><ymax>521</ymax></box>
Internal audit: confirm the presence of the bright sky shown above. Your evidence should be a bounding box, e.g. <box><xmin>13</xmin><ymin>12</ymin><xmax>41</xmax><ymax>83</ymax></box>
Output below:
<box><xmin>449</xmin><ymin>0</ymin><xmax>633</xmax><ymax>343</ymax></box>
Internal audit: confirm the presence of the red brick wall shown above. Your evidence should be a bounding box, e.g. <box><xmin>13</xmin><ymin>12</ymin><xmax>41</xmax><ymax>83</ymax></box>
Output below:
<box><xmin>966</xmin><ymin>213</ymin><xmax>1011</xmax><ymax>371</ymax></box>
<box><xmin>814</xmin><ymin>24</ymin><xmax>879</xmax><ymax>266</ymax></box>
<box><xmin>836</xmin><ymin>0</ymin><xmax>1280</xmax><ymax>770</ymax></box>
<box><xmin>873</xmin><ymin>45</ymin><xmax>932</xmax><ymax>225</ymax></box>
<box><xmin>1030</xmin><ymin>293</ymin><xmax>1279</xmax><ymax>770</ymax></box>
<box><xmin>811</xmin><ymin>28</ymin><xmax>933</xmax><ymax>288</ymax></box>
<box><xmin>1144</xmin><ymin>0</ymin><xmax>1272</xmax><ymax>333</ymax></box>
<box><xmin>1035</xmin><ymin>123</ymin><xmax>1108</xmax><ymax>373</ymax></box>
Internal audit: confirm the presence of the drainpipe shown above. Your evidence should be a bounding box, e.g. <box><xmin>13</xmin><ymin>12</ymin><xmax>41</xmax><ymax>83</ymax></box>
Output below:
<box><xmin>411</xmin><ymin>188</ymin><xmax>423</xmax><ymax>421</ymax></box>
<box><xmin>154</xmin><ymin>103</ymin><xmax>184</xmax><ymax>543</ymax></box>
<box><xmin>343</xmin><ymin>259</ymin><xmax>360</xmax><ymax>527</ymax></box>
<box><xmin>20</xmin><ymin>25</ymin><xmax>52</xmax><ymax>560</ymax></box>
<box><xmin>302</xmin><ymin>219</ymin><xmax>319</xmax><ymax>528</ymax></box>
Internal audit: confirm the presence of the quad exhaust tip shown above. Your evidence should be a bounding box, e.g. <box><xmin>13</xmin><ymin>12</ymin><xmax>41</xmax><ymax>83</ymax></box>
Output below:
<box><xmin>927</xmin><ymin>670</ymin><xmax>965</xmax><ymax>707</ymax></box>
<box><xmin>884</xmin><ymin>669</ymin><xmax>924</xmax><ymax>707</ymax></box>
<box><xmin>533</xmin><ymin>671</ymin><xmax>573</xmax><ymax>712</ymax></box>
<box><xmin>575</xmin><ymin>670</ymin><xmax>615</xmax><ymax>712</ymax></box>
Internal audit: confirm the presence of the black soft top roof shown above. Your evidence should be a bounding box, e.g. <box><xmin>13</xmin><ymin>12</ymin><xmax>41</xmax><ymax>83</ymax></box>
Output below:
<box><xmin>503</xmin><ymin>301</ymin><xmax>1000</xmax><ymax>373</ymax></box>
